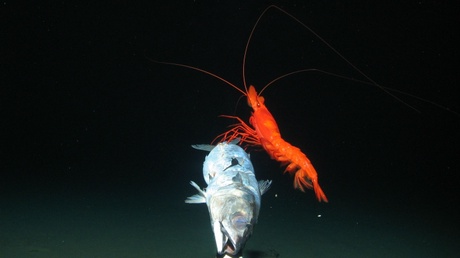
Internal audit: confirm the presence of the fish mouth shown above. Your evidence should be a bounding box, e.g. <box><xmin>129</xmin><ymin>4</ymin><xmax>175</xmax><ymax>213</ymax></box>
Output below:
<box><xmin>222</xmin><ymin>236</ymin><xmax>237</xmax><ymax>255</ymax></box>
<box><xmin>214</xmin><ymin>211</ymin><xmax>253</xmax><ymax>256</ymax></box>
<box><xmin>214</xmin><ymin>220</ymin><xmax>242</xmax><ymax>256</ymax></box>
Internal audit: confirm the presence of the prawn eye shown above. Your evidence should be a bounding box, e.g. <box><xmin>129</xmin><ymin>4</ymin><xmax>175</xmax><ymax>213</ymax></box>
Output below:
<box><xmin>258</xmin><ymin>96</ymin><xmax>265</xmax><ymax>105</ymax></box>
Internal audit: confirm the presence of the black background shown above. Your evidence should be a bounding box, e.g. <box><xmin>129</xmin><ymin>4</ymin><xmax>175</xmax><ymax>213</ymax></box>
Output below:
<box><xmin>2</xmin><ymin>0</ymin><xmax>459</xmax><ymax>225</ymax></box>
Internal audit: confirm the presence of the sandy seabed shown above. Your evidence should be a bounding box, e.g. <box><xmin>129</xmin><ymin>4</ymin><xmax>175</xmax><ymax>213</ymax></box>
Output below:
<box><xmin>1</xmin><ymin>184</ymin><xmax>457</xmax><ymax>258</ymax></box>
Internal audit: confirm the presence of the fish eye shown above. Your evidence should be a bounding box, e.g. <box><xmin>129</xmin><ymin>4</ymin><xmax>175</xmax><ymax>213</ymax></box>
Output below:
<box><xmin>232</xmin><ymin>212</ymin><xmax>248</xmax><ymax>230</ymax></box>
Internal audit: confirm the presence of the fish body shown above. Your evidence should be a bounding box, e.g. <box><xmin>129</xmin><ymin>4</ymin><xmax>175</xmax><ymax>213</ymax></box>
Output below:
<box><xmin>186</xmin><ymin>141</ymin><xmax>271</xmax><ymax>257</ymax></box>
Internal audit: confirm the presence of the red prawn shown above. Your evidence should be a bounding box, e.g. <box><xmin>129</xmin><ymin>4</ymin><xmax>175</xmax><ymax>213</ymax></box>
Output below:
<box><xmin>153</xmin><ymin>6</ymin><xmax>334</xmax><ymax>202</ymax></box>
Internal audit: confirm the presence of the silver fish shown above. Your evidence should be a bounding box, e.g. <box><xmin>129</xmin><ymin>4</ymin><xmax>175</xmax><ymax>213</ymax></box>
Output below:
<box><xmin>186</xmin><ymin>140</ymin><xmax>272</xmax><ymax>257</ymax></box>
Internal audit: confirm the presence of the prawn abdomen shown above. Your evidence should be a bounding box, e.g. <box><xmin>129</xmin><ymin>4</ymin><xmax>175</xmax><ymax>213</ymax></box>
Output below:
<box><xmin>268</xmin><ymin>137</ymin><xmax>328</xmax><ymax>202</ymax></box>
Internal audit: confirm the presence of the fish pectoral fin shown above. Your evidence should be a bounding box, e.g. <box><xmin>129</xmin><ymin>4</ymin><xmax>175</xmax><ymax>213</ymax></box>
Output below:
<box><xmin>228</xmin><ymin>137</ymin><xmax>240</xmax><ymax>145</ymax></box>
<box><xmin>191</xmin><ymin>144</ymin><xmax>215</xmax><ymax>152</ymax></box>
<box><xmin>185</xmin><ymin>194</ymin><xmax>206</xmax><ymax>204</ymax></box>
<box><xmin>185</xmin><ymin>181</ymin><xmax>206</xmax><ymax>204</ymax></box>
<box><xmin>258</xmin><ymin>180</ymin><xmax>272</xmax><ymax>195</ymax></box>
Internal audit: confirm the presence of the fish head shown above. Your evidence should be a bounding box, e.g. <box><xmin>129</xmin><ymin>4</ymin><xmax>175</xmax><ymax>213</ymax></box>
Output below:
<box><xmin>209</xmin><ymin>188</ymin><xmax>258</xmax><ymax>256</ymax></box>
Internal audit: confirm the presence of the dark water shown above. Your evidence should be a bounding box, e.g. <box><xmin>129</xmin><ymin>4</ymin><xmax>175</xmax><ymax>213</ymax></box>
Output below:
<box><xmin>2</xmin><ymin>1</ymin><xmax>459</xmax><ymax>257</ymax></box>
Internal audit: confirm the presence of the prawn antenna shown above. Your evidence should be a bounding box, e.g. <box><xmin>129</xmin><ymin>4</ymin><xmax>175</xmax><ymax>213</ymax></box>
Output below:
<box><xmin>145</xmin><ymin>56</ymin><xmax>246</xmax><ymax>96</ymax></box>
<box><xmin>252</xmin><ymin>5</ymin><xmax>448</xmax><ymax>115</ymax></box>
